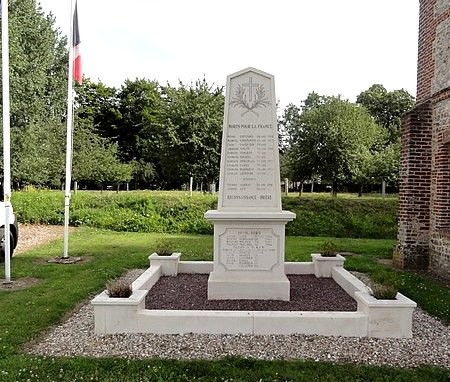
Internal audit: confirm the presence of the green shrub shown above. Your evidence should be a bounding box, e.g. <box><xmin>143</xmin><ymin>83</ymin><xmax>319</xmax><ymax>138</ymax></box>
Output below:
<box><xmin>283</xmin><ymin>197</ymin><xmax>398</xmax><ymax>238</ymax></box>
<box><xmin>319</xmin><ymin>240</ymin><xmax>338</xmax><ymax>256</ymax></box>
<box><xmin>154</xmin><ymin>239</ymin><xmax>175</xmax><ymax>255</ymax></box>
<box><xmin>371</xmin><ymin>283</ymin><xmax>398</xmax><ymax>299</ymax></box>
<box><xmin>11</xmin><ymin>191</ymin><xmax>398</xmax><ymax>239</ymax></box>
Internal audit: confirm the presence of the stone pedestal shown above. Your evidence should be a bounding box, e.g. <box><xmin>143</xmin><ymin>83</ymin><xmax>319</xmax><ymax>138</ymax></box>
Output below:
<box><xmin>206</xmin><ymin>211</ymin><xmax>295</xmax><ymax>300</ymax></box>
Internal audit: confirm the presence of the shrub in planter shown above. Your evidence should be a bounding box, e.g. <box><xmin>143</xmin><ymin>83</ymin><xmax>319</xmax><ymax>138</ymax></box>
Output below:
<box><xmin>371</xmin><ymin>283</ymin><xmax>398</xmax><ymax>300</ymax></box>
<box><xmin>154</xmin><ymin>240</ymin><xmax>175</xmax><ymax>256</ymax></box>
<box><xmin>319</xmin><ymin>240</ymin><xmax>338</xmax><ymax>257</ymax></box>
<box><xmin>106</xmin><ymin>279</ymin><xmax>132</xmax><ymax>298</ymax></box>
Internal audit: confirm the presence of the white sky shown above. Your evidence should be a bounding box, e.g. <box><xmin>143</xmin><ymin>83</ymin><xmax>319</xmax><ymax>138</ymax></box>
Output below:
<box><xmin>37</xmin><ymin>0</ymin><xmax>420</xmax><ymax>109</ymax></box>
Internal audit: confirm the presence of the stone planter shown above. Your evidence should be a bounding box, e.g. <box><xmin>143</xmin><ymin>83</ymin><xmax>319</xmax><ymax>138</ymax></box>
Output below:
<box><xmin>311</xmin><ymin>253</ymin><xmax>345</xmax><ymax>277</ymax></box>
<box><xmin>354</xmin><ymin>291</ymin><xmax>417</xmax><ymax>338</ymax></box>
<box><xmin>91</xmin><ymin>289</ymin><xmax>147</xmax><ymax>334</ymax></box>
<box><xmin>148</xmin><ymin>252</ymin><xmax>181</xmax><ymax>276</ymax></box>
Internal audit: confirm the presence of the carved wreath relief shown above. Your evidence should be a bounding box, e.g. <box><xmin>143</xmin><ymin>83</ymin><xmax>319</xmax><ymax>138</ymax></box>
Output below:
<box><xmin>230</xmin><ymin>76</ymin><xmax>270</xmax><ymax>117</ymax></box>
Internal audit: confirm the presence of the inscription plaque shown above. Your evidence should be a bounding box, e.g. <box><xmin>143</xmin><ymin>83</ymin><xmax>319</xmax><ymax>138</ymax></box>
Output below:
<box><xmin>219</xmin><ymin>228</ymin><xmax>279</xmax><ymax>271</ymax></box>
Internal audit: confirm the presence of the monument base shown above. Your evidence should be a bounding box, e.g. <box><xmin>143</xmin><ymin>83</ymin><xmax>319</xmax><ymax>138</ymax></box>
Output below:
<box><xmin>208</xmin><ymin>272</ymin><xmax>290</xmax><ymax>300</ymax></box>
<box><xmin>205</xmin><ymin>210</ymin><xmax>295</xmax><ymax>301</ymax></box>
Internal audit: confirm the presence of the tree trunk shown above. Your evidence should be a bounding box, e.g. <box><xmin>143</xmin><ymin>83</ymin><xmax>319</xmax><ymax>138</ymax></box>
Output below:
<box><xmin>358</xmin><ymin>184</ymin><xmax>363</xmax><ymax>197</ymax></box>
<box><xmin>332</xmin><ymin>180</ymin><xmax>338</xmax><ymax>197</ymax></box>
<box><xmin>298</xmin><ymin>182</ymin><xmax>304</xmax><ymax>197</ymax></box>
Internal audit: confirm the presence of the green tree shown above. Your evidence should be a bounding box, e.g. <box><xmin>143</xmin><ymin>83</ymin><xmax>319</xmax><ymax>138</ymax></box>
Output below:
<box><xmin>72</xmin><ymin>121</ymin><xmax>132</xmax><ymax>189</ymax></box>
<box><xmin>284</xmin><ymin>95</ymin><xmax>384</xmax><ymax>196</ymax></box>
<box><xmin>0</xmin><ymin>0</ymin><xmax>68</xmax><ymax>187</ymax></box>
<box><xmin>279</xmin><ymin>103</ymin><xmax>315</xmax><ymax>186</ymax></box>
<box><xmin>75</xmin><ymin>78</ymin><xmax>120</xmax><ymax>136</ymax></box>
<box><xmin>10</xmin><ymin>118</ymin><xmax>65</xmax><ymax>188</ymax></box>
<box><xmin>113</xmin><ymin>78</ymin><xmax>164</xmax><ymax>184</ymax></box>
<box><xmin>1</xmin><ymin>0</ymin><xmax>68</xmax><ymax>126</ymax></box>
<box><xmin>159</xmin><ymin>79</ymin><xmax>224</xmax><ymax>187</ymax></box>
<box><xmin>369</xmin><ymin>142</ymin><xmax>400</xmax><ymax>185</ymax></box>
<box><xmin>356</xmin><ymin>84</ymin><xmax>415</xmax><ymax>144</ymax></box>
<box><xmin>130</xmin><ymin>158</ymin><xmax>156</xmax><ymax>189</ymax></box>
<box><xmin>351</xmin><ymin>141</ymin><xmax>400</xmax><ymax>196</ymax></box>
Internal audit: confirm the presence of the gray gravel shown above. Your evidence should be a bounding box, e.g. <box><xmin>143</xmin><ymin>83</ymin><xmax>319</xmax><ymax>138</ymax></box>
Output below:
<box><xmin>26</xmin><ymin>270</ymin><xmax>450</xmax><ymax>369</ymax></box>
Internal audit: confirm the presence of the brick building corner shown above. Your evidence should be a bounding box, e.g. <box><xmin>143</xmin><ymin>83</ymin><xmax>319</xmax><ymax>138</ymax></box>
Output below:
<box><xmin>395</xmin><ymin>0</ymin><xmax>450</xmax><ymax>278</ymax></box>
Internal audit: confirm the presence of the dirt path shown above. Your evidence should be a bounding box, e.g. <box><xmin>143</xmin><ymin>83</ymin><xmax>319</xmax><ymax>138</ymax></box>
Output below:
<box><xmin>15</xmin><ymin>224</ymin><xmax>75</xmax><ymax>255</ymax></box>
<box><xmin>1</xmin><ymin>224</ymin><xmax>77</xmax><ymax>289</ymax></box>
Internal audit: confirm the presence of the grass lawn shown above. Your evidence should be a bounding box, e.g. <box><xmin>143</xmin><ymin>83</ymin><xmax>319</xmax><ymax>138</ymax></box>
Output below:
<box><xmin>0</xmin><ymin>229</ymin><xmax>448</xmax><ymax>381</ymax></box>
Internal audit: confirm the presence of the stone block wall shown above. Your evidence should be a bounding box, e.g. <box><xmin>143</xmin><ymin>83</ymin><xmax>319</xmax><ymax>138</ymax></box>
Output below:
<box><xmin>429</xmin><ymin>92</ymin><xmax>450</xmax><ymax>277</ymax></box>
<box><xmin>430</xmin><ymin>232</ymin><xmax>450</xmax><ymax>276</ymax></box>
<box><xmin>430</xmin><ymin>94</ymin><xmax>450</xmax><ymax>232</ymax></box>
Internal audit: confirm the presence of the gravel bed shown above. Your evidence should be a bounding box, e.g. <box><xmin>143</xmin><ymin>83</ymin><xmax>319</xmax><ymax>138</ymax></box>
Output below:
<box><xmin>146</xmin><ymin>274</ymin><xmax>357</xmax><ymax>311</ymax></box>
<box><xmin>26</xmin><ymin>269</ymin><xmax>450</xmax><ymax>369</ymax></box>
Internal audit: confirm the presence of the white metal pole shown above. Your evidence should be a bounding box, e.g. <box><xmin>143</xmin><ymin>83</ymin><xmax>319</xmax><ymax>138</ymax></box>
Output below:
<box><xmin>63</xmin><ymin>0</ymin><xmax>75</xmax><ymax>259</ymax></box>
<box><xmin>2</xmin><ymin>0</ymin><xmax>12</xmax><ymax>282</ymax></box>
<box><xmin>189</xmin><ymin>176</ymin><xmax>193</xmax><ymax>197</ymax></box>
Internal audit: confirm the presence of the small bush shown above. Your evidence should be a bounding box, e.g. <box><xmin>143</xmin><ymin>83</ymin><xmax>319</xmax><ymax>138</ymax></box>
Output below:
<box><xmin>155</xmin><ymin>240</ymin><xmax>174</xmax><ymax>256</ymax></box>
<box><xmin>371</xmin><ymin>283</ymin><xmax>398</xmax><ymax>300</ymax></box>
<box><xmin>319</xmin><ymin>240</ymin><xmax>338</xmax><ymax>257</ymax></box>
<box><xmin>106</xmin><ymin>279</ymin><xmax>132</xmax><ymax>298</ymax></box>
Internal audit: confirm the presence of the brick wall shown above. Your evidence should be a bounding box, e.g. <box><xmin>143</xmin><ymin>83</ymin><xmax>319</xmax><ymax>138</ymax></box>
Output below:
<box><xmin>397</xmin><ymin>0</ymin><xmax>450</xmax><ymax>278</ymax></box>
<box><xmin>395</xmin><ymin>103</ymin><xmax>433</xmax><ymax>269</ymax></box>
<box><xmin>416</xmin><ymin>0</ymin><xmax>450</xmax><ymax>103</ymax></box>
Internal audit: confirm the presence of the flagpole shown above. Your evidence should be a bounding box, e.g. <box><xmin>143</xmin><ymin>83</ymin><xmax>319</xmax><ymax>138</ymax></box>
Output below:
<box><xmin>63</xmin><ymin>0</ymin><xmax>76</xmax><ymax>259</ymax></box>
<box><xmin>2</xmin><ymin>0</ymin><xmax>12</xmax><ymax>282</ymax></box>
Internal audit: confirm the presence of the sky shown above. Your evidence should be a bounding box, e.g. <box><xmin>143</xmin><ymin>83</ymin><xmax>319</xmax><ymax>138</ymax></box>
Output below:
<box><xmin>37</xmin><ymin>0</ymin><xmax>420</xmax><ymax>109</ymax></box>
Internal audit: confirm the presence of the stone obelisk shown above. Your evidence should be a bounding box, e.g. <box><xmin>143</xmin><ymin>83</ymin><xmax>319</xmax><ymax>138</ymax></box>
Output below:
<box><xmin>205</xmin><ymin>67</ymin><xmax>295</xmax><ymax>300</ymax></box>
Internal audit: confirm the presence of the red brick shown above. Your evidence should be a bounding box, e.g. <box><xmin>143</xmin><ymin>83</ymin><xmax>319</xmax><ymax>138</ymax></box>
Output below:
<box><xmin>396</xmin><ymin>0</ymin><xmax>450</xmax><ymax>278</ymax></box>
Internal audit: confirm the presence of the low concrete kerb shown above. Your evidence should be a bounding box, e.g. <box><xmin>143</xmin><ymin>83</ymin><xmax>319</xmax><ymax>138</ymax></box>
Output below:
<box><xmin>91</xmin><ymin>257</ymin><xmax>417</xmax><ymax>338</ymax></box>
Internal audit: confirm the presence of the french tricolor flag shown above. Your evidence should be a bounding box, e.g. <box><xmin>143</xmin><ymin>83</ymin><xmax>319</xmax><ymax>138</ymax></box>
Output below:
<box><xmin>72</xmin><ymin>1</ymin><xmax>82</xmax><ymax>84</ymax></box>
